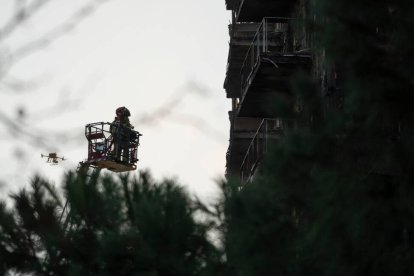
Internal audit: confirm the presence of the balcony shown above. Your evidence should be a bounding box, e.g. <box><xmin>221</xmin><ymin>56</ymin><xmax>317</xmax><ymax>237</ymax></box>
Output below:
<box><xmin>226</xmin><ymin>115</ymin><xmax>263</xmax><ymax>177</ymax></box>
<box><xmin>227</xmin><ymin>0</ymin><xmax>297</xmax><ymax>23</ymax></box>
<box><xmin>238</xmin><ymin>17</ymin><xmax>311</xmax><ymax>118</ymax></box>
<box><xmin>224</xmin><ymin>22</ymin><xmax>260</xmax><ymax>98</ymax></box>
<box><xmin>240</xmin><ymin>118</ymin><xmax>288</xmax><ymax>184</ymax></box>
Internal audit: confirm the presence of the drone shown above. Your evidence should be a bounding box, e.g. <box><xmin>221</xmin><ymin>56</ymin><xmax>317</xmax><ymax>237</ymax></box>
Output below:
<box><xmin>41</xmin><ymin>153</ymin><xmax>65</xmax><ymax>165</ymax></box>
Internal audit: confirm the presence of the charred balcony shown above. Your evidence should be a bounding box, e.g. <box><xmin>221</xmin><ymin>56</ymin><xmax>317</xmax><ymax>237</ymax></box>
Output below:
<box><xmin>225</xmin><ymin>0</ymin><xmax>297</xmax><ymax>23</ymax></box>
<box><xmin>224</xmin><ymin>22</ymin><xmax>260</xmax><ymax>98</ymax></box>
<box><xmin>240</xmin><ymin>118</ymin><xmax>289</xmax><ymax>184</ymax></box>
<box><xmin>237</xmin><ymin>17</ymin><xmax>311</xmax><ymax>118</ymax></box>
<box><xmin>226</xmin><ymin>114</ymin><xmax>263</xmax><ymax>177</ymax></box>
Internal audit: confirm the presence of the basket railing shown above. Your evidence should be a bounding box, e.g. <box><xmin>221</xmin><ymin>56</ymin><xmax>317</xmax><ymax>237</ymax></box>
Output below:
<box><xmin>85</xmin><ymin>122</ymin><xmax>141</xmax><ymax>165</ymax></box>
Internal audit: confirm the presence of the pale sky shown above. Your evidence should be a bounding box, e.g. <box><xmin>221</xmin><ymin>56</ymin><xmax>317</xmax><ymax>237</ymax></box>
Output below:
<box><xmin>0</xmin><ymin>0</ymin><xmax>231</xmax><ymax>203</ymax></box>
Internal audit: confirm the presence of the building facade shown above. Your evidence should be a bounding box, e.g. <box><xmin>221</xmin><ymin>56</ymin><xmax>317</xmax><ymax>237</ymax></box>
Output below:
<box><xmin>223</xmin><ymin>0</ymin><xmax>341</xmax><ymax>183</ymax></box>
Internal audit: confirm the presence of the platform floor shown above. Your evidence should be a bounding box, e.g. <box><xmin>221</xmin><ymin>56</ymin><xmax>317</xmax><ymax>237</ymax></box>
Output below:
<box><xmin>89</xmin><ymin>159</ymin><xmax>136</xmax><ymax>173</ymax></box>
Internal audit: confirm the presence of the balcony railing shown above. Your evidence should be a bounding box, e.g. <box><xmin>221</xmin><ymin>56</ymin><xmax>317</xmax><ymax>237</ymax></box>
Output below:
<box><xmin>240</xmin><ymin>17</ymin><xmax>303</xmax><ymax>95</ymax></box>
<box><xmin>240</xmin><ymin>118</ymin><xmax>288</xmax><ymax>183</ymax></box>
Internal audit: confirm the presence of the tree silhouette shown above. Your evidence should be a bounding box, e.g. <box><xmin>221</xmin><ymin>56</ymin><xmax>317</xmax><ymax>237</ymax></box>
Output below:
<box><xmin>0</xmin><ymin>170</ymin><xmax>221</xmax><ymax>275</ymax></box>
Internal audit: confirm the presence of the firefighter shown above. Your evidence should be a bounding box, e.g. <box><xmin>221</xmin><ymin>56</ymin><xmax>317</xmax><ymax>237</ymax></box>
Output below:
<box><xmin>110</xmin><ymin>107</ymin><xmax>134</xmax><ymax>162</ymax></box>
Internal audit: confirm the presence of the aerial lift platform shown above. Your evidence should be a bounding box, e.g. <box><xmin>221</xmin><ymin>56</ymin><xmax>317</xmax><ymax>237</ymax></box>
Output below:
<box><xmin>80</xmin><ymin>122</ymin><xmax>142</xmax><ymax>172</ymax></box>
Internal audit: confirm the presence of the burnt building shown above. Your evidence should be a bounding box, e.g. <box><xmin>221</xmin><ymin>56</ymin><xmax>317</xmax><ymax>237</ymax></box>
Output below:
<box><xmin>224</xmin><ymin>0</ymin><xmax>338</xmax><ymax>183</ymax></box>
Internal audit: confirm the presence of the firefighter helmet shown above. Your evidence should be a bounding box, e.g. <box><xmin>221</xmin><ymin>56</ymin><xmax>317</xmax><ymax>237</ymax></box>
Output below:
<box><xmin>116</xmin><ymin>106</ymin><xmax>130</xmax><ymax>117</ymax></box>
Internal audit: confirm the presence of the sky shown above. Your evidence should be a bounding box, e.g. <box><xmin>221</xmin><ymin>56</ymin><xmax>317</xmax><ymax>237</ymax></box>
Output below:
<box><xmin>0</xmin><ymin>0</ymin><xmax>231</xmax><ymax>204</ymax></box>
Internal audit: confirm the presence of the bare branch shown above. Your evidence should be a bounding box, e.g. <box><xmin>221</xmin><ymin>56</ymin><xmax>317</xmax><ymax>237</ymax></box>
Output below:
<box><xmin>2</xmin><ymin>0</ymin><xmax>113</xmax><ymax>76</ymax></box>
<box><xmin>0</xmin><ymin>108</ymin><xmax>85</xmax><ymax>149</ymax></box>
<box><xmin>0</xmin><ymin>0</ymin><xmax>113</xmax><ymax>148</ymax></box>
<box><xmin>0</xmin><ymin>0</ymin><xmax>52</xmax><ymax>42</ymax></box>
<box><xmin>0</xmin><ymin>109</ymin><xmax>48</xmax><ymax>147</ymax></box>
<box><xmin>0</xmin><ymin>74</ymin><xmax>50</xmax><ymax>93</ymax></box>
<box><xmin>28</xmin><ymin>75</ymin><xmax>101</xmax><ymax>123</ymax></box>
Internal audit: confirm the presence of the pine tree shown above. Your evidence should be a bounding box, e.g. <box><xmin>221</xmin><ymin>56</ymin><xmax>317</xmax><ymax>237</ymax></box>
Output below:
<box><xmin>0</xmin><ymin>170</ymin><xmax>221</xmax><ymax>275</ymax></box>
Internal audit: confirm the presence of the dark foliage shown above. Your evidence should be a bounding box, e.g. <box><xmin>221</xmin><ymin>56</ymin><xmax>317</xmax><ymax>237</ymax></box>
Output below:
<box><xmin>0</xmin><ymin>171</ymin><xmax>221</xmax><ymax>275</ymax></box>
<box><xmin>223</xmin><ymin>0</ymin><xmax>414</xmax><ymax>275</ymax></box>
